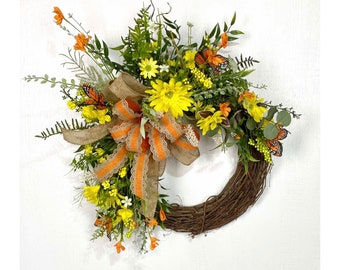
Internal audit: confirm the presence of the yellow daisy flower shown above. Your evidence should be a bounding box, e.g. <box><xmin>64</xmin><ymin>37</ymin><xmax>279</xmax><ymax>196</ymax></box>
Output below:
<box><xmin>139</xmin><ymin>58</ymin><xmax>159</xmax><ymax>79</ymax></box>
<box><xmin>146</xmin><ymin>78</ymin><xmax>193</xmax><ymax>118</ymax></box>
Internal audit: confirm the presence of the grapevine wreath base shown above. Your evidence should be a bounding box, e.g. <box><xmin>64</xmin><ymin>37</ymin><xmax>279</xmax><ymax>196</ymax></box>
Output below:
<box><xmin>164</xmin><ymin>149</ymin><xmax>271</xmax><ymax>236</ymax></box>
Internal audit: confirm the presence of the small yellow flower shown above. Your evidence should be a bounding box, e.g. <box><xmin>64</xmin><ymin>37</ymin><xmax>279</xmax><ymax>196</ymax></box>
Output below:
<box><xmin>95</xmin><ymin>148</ymin><xmax>107</xmax><ymax>163</ymax></box>
<box><xmin>190</xmin><ymin>67</ymin><xmax>212</xmax><ymax>88</ymax></box>
<box><xmin>95</xmin><ymin>109</ymin><xmax>111</xmax><ymax>124</ymax></box>
<box><xmin>83</xmin><ymin>185</ymin><xmax>100</xmax><ymax>205</ymax></box>
<box><xmin>238</xmin><ymin>90</ymin><xmax>267</xmax><ymax>122</ymax></box>
<box><xmin>81</xmin><ymin>105</ymin><xmax>111</xmax><ymax>124</ymax></box>
<box><xmin>197</xmin><ymin>111</ymin><xmax>224</xmax><ymax>135</ymax></box>
<box><xmin>139</xmin><ymin>58</ymin><xmax>159</xmax><ymax>79</ymax></box>
<box><xmin>84</xmin><ymin>144</ymin><xmax>92</xmax><ymax>156</ymax></box>
<box><xmin>118</xmin><ymin>167</ymin><xmax>127</xmax><ymax>178</ymax></box>
<box><xmin>67</xmin><ymin>100</ymin><xmax>76</xmax><ymax>110</ymax></box>
<box><xmin>183</xmin><ymin>50</ymin><xmax>197</xmax><ymax>69</ymax></box>
<box><xmin>81</xmin><ymin>105</ymin><xmax>97</xmax><ymax>122</ymax></box>
<box><xmin>117</xmin><ymin>208</ymin><xmax>134</xmax><ymax>221</ymax></box>
<box><xmin>101</xmin><ymin>180</ymin><xmax>110</xmax><ymax>190</ymax></box>
<box><xmin>109</xmin><ymin>188</ymin><xmax>118</xmax><ymax>197</ymax></box>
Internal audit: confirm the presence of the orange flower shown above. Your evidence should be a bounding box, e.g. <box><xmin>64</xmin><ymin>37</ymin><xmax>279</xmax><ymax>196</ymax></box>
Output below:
<box><xmin>53</xmin><ymin>7</ymin><xmax>64</xmax><ymax>25</ymax></box>
<box><xmin>238</xmin><ymin>90</ymin><xmax>254</xmax><ymax>103</ymax></box>
<box><xmin>159</xmin><ymin>209</ymin><xmax>167</xmax><ymax>222</ymax></box>
<box><xmin>150</xmin><ymin>237</ymin><xmax>159</xmax><ymax>250</ymax></box>
<box><xmin>147</xmin><ymin>218</ymin><xmax>158</xmax><ymax>228</ymax></box>
<box><xmin>132</xmin><ymin>220</ymin><xmax>138</xmax><ymax>229</ymax></box>
<box><xmin>219</xmin><ymin>32</ymin><xmax>228</xmax><ymax>48</ymax></box>
<box><xmin>234</xmin><ymin>134</ymin><xmax>241</xmax><ymax>140</ymax></box>
<box><xmin>219</xmin><ymin>102</ymin><xmax>232</xmax><ymax>117</ymax></box>
<box><xmin>74</xmin><ymin>33</ymin><xmax>91</xmax><ymax>52</ymax></box>
<box><xmin>114</xmin><ymin>241</ymin><xmax>126</xmax><ymax>254</ymax></box>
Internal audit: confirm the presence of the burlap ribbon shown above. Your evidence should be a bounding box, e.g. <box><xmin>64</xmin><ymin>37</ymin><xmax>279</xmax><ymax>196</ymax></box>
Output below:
<box><xmin>62</xmin><ymin>73</ymin><xmax>200</xmax><ymax>218</ymax></box>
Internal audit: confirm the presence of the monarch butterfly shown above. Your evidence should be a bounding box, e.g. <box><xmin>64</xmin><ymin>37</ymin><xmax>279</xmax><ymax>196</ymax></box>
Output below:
<box><xmin>94</xmin><ymin>217</ymin><xmax>112</xmax><ymax>239</ymax></box>
<box><xmin>195</xmin><ymin>48</ymin><xmax>228</xmax><ymax>71</ymax></box>
<box><xmin>265</xmin><ymin>127</ymin><xmax>289</xmax><ymax>157</ymax></box>
<box><xmin>82</xmin><ymin>83</ymin><xmax>107</xmax><ymax>110</ymax></box>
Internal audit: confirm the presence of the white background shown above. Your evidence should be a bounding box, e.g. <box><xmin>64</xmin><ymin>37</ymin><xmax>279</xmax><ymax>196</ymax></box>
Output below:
<box><xmin>16</xmin><ymin>0</ymin><xmax>323</xmax><ymax>269</ymax></box>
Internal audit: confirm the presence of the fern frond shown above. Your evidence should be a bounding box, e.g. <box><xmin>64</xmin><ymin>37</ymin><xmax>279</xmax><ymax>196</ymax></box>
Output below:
<box><xmin>91</xmin><ymin>226</ymin><xmax>106</xmax><ymax>241</ymax></box>
<box><xmin>35</xmin><ymin>119</ymin><xmax>92</xmax><ymax>140</ymax></box>
<box><xmin>234</xmin><ymin>54</ymin><xmax>259</xmax><ymax>69</ymax></box>
<box><xmin>60</xmin><ymin>49</ymin><xmax>105</xmax><ymax>88</ymax></box>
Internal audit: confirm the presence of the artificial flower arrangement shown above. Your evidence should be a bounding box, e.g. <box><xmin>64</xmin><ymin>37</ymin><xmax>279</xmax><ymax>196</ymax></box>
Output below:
<box><xmin>25</xmin><ymin>2</ymin><xmax>300</xmax><ymax>254</ymax></box>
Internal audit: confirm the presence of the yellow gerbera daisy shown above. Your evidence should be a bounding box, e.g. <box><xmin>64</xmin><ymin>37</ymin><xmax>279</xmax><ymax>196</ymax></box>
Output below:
<box><xmin>138</xmin><ymin>58</ymin><xmax>159</xmax><ymax>79</ymax></box>
<box><xmin>146</xmin><ymin>78</ymin><xmax>193</xmax><ymax>118</ymax></box>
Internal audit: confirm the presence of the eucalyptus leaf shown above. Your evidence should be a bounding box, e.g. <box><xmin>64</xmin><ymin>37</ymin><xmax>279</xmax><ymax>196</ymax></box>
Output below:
<box><xmin>263</xmin><ymin>123</ymin><xmax>279</xmax><ymax>139</ymax></box>
<box><xmin>246</xmin><ymin>117</ymin><xmax>257</xmax><ymax>130</ymax></box>
<box><xmin>276</xmin><ymin>110</ymin><xmax>291</xmax><ymax>126</ymax></box>
<box><xmin>266</xmin><ymin>107</ymin><xmax>278</xmax><ymax>121</ymax></box>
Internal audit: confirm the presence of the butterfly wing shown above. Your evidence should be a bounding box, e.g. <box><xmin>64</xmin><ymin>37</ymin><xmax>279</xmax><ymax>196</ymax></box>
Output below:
<box><xmin>266</xmin><ymin>140</ymin><xmax>283</xmax><ymax>157</ymax></box>
<box><xmin>209</xmin><ymin>55</ymin><xmax>228</xmax><ymax>71</ymax></box>
<box><xmin>194</xmin><ymin>51</ymin><xmax>207</xmax><ymax>66</ymax></box>
<box><xmin>276</xmin><ymin>128</ymin><xmax>289</xmax><ymax>140</ymax></box>
<box><xmin>82</xmin><ymin>84</ymin><xmax>106</xmax><ymax>109</ymax></box>
<box><xmin>197</xmin><ymin>48</ymin><xmax>228</xmax><ymax>71</ymax></box>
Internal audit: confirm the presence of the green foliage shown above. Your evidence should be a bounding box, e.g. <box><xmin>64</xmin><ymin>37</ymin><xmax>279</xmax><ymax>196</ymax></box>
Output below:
<box><xmin>24</xmin><ymin>74</ymin><xmax>77</xmax><ymax>89</ymax></box>
<box><xmin>35</xmin><ymin>119</ymin><xmax>92</xmax><ymax>140</ymax></box>
<box><xmin>234</xmin><ymin>54</ymin><xmax>259</xmax><ymax>69</ymax></box>
<box><xmin>198</xmin><ymin>11</ymin><xmax>244</xmax><ymax>50</ymax></box>
<box><xmin>60</xmin><ymin>48</ymin><xmax>105</xmax><ymax>88</ymax></box>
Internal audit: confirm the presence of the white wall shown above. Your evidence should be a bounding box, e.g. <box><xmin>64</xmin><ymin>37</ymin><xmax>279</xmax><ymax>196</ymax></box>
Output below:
<box><xmin>20</xmin><ymin>0</ymin><xmax>319</xmax><ymax>269</ymax></box>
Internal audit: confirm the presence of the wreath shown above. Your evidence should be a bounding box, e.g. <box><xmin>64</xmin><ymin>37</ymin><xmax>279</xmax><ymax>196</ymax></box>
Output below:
<box><xmin>25</xmin><ymin>2</ymin><xmax>300</xmax><ymax>254</ymax></box>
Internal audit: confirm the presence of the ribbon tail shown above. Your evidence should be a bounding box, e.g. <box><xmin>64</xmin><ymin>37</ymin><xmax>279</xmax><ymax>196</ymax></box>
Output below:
<box><xmin>130</xmin><ymin>152</ymin><xmax>160</xmax><ymax>219</ymax></box>
<box><xmin>62</xmin><ymin>120</ymin><xmax>115</xmax><ymax>145</ymax></box>
<box><xmin>142</xmin><ymin>157</ymin><xmax>161</xmax><ymax>219</ymax></box>
<box><xmin>170</xmin><ymin>136</ymin><xmax>200</xmax><ymax>165</ymax></box>
<box><xmin>94</xmin><ymin>144</ymin><xmax>129</xmax><ymax>181</ymax></box>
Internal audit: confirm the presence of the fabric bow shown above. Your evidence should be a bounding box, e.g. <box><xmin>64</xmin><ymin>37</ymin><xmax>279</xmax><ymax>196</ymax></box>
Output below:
<box><xmin>62</xmin><ymin>73</ymin><xmax>200</xmax><ymax>218</ymax></box>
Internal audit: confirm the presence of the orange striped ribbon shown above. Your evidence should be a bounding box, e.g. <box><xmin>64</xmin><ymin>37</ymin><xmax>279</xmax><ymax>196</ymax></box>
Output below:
<box><xmin>158</xmin><ymin>113</ymin><xmax>182</xmax><ymax>142</ymax></box>
<box><xmin>149</xmin><ymin>127</ymin><xmax>169</xmax><ymax>161</ymax></box>
<box><xmin>173</xmin><ymin>136</ymin><xmax>197</xmax><ymax>151</ymax></box>
<box><xmin>110</xmin><ymin>121</ymin><xmax>134</xmax><ymax>142</ymax></box>
<box><xmin>126</xmin><ymin>124</ymin><xmax>143</xmax><ymax>152</ymax></box>
<box><xmin>95</xmin><ymin>144</ymin><xmax>128</xmax><ymax>180</ymax></box>
<box><xmin>131</xmin><ymin>152</ymin><xmax>149</xmax><ymax>198</ymax></box>
<box><xmin>113</xmin><ymin>98</ymin><xmax>141</xmax><ymax>120</ymax></box>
